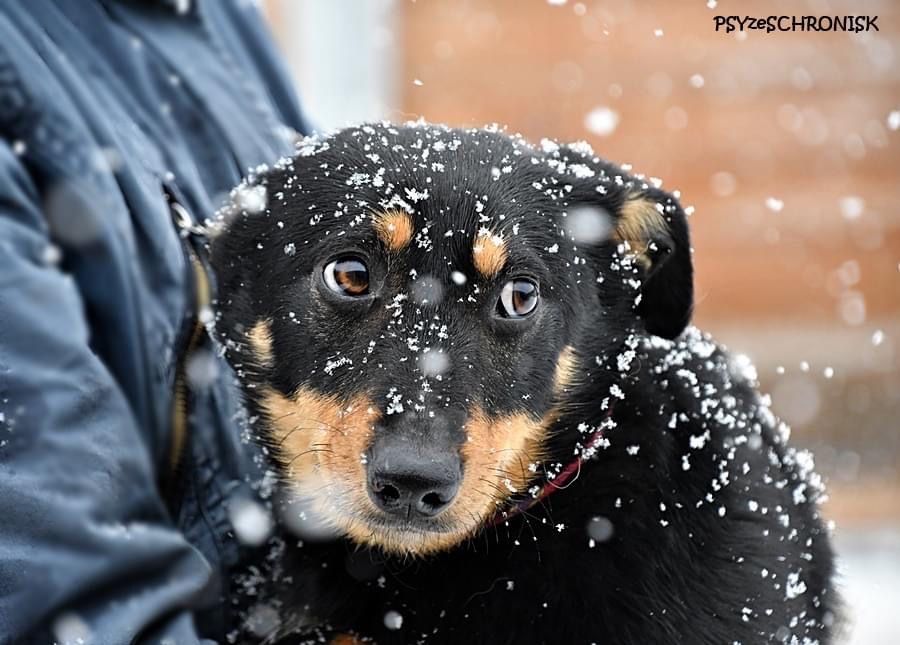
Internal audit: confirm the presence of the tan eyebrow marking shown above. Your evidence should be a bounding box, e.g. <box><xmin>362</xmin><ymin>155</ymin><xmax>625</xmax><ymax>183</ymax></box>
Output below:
<box><xmin>373</xmin><ymin>209</ymin><xmax>414</xmax><ymax>251</ymax></box>
<box><xmin>472</xmin><ymin>231</ymin><xmax>507</xmax><ymax>278</ymax></box>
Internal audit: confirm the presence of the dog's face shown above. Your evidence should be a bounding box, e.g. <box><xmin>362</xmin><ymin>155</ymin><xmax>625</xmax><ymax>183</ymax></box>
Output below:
<box><xmin>212</xmin><ymin>123</ymin><xmax>692</xmax><ymax>555</ymax></box>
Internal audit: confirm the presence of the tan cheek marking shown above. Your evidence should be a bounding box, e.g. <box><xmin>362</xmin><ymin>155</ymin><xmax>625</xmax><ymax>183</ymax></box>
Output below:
<box><xmin>614</xmin><ymin>194</ymin><xmax>667</xmax><ymax>269</ymax></box>
<box><xmin>259</xmin><ymin>387</ymin><xmax>377</xmax><ymax>492</ymax></box>
<box><xmin>247</xmin><ymin>319</ymin><xmax>274</xmax><ymax>367</ymax></box>
<box><xmin>553</xmin><ymin>345</ymin><xmax>579</xmax><ymax>396</ymax></box>
<box><xmin>373</xmin><ymin>209</ymin><xmax>414</xmax><ymax>251</ymax></box>
<box><xmin>454</xmin><ymin>406</ymin><xmax>548</xmax><ymax>523</ymax></box>
<box><xmin>472</xmin><ymin>231</ymin><xmax>507</xmax><ymax>278</ymax></box>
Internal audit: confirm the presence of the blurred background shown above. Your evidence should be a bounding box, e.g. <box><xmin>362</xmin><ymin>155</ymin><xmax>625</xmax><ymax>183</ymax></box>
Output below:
<box><xmin>261</xmin><ymin>0</ymin><xmax>898</xmax><ymax>641</ymax></box>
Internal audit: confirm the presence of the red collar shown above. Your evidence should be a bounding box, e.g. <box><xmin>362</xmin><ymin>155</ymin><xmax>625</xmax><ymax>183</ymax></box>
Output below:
<box><xmin>489</xmin><ymin>401</ymin><xmax>617</xmax><ymax>527</ymax></box>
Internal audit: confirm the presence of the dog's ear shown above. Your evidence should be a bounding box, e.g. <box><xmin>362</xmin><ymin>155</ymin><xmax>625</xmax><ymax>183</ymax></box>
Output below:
<box><xmin>610</xmin><ymin>187</ymin><xmax>693</xmax><ymax>339</ymax></box>
<box><xmin>559</xmin><ymin>150</ymin><xmax>694</xmax><ymax>339</ymax></box>
<box><xmin>208</xmin><ymin>201</ymin><xmax>269</xmax><ymax>358</ymax></box>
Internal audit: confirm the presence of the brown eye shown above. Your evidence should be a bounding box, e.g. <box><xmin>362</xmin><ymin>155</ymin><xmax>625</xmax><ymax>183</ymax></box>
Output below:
<box><xmin>498</xmin><ymin>279</ymin><xmax>539</xmax><ymax>318</ymax></box>
<box><xmin>323</xmin><ymin>257</ymin><xmax>369</xmax><ymax>296</ymax></box>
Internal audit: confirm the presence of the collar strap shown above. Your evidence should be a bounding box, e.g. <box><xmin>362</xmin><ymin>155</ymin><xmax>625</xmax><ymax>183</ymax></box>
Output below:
<box><xmin>489</xmin><ymin>401</ymin><xmax>617</xmax><ymax>527</ymax></box>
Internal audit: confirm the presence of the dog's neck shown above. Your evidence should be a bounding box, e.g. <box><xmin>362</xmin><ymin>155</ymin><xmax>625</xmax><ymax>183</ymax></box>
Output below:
<box><xmin>487</xmin><ymin>331</ymin><xmax>638</xmax><ymax>528</ymax></box>
<box><xmin>488</xmin><ymin>400</ymin><xmax>617</xmax><ymax>527</ymax></box>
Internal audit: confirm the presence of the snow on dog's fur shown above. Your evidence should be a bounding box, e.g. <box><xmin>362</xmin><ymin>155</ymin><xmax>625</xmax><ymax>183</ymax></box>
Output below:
<box><xmin>212</xmin><ymin>122</ymin><xmax>836</xmax><ymax>644</ymax></box>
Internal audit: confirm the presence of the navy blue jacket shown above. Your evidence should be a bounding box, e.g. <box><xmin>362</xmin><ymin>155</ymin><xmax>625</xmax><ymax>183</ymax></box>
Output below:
<box><xmin>0</xmin><ymin>1</ymin><xmax>306</xmax><ymax>642</ymax></box>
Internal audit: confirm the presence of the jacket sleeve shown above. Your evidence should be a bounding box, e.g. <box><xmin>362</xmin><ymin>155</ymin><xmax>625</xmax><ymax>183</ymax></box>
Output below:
<box><xmin>0</xmin><ymin>141</ymin><xmax>217</xmax><ymax>643</ymax></box>
<box><xmin>208</xmin><ymin>0</ymin><xmax>311</xmax><ymax>136</ymax></box>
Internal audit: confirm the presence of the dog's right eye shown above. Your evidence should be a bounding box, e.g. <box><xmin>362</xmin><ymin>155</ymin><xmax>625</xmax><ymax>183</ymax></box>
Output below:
<box><xmin>323</xmin><ymin>257</ymin><xmax>370</xmax><ymax>296</ymax></box>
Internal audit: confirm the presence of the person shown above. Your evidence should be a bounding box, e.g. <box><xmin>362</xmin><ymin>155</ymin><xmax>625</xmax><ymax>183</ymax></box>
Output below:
<box><xmin>0</xmin><ymin>1</ymin><xmax>308</xmax><ymax>642</ymax></box>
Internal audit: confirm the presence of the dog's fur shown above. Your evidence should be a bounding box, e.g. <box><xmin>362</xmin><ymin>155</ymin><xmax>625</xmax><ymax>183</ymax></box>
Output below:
<box><xmin>211</xmin><ymin>123</ymin><xmax>836</xmax><ymax>644</ymax></box>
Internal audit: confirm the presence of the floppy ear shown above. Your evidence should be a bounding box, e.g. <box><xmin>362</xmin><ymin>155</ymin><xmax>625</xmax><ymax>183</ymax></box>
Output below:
<box><xmin>208</xmin><ymin>206</ymin><xmax>268</xmax><ymax>361</ymax></box>
<box><xmin>612</xmin><ymin>187</ymin><xmax>693</xmax><ymax>339</ymax></box>
<box><xmin>552</xmin><ymin>144</ymin><xmax>693</xmax><ymax>339</ymax></box>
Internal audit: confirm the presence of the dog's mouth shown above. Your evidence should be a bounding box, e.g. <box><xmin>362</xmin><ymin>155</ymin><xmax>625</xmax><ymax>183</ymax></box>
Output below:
<box><xmin>279</xmin><ymin>484</ymin><xmax>476</xmax><ymax>556</ymax></box>
<box><xmin>347</xmin><ymin>515</ymin><xmax>464</xmax><ymax>557</ymax></box>
<box><xmin>349</xmin><ymin>512</ymin><xmax>460</xmax><ymax>541</ymax></box>
<box><xmin>329</xmin><ymin>490</ymin><xmax>463</xmax><ymax>538</ymax></box>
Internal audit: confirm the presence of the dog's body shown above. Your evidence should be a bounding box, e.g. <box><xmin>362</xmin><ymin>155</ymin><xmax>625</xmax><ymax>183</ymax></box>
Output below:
<box><xmin>211</xmin><ymin>123</ymin><xmax>835</xmax><ymax>644</ymax></box>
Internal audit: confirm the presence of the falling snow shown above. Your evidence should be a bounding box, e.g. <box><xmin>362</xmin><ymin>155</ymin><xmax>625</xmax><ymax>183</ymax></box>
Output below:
<box><xmin>583</xmin><ymin>106</ymin><xmax>620</xmax><ymax>137</ymax></box>
<box><xmin>228</xmin><ymin>497</ymin><xmax>273</xmax><ymax>547</ymax></box>
<box><xmin>384</xmin><ymin>610</ymin><xmax>404</xmax><ymax>630</ymax></box>
<box><xmin>765</xmin><ymin>197</ymin><xmax>784</xmax><ymax>212</ymax></box>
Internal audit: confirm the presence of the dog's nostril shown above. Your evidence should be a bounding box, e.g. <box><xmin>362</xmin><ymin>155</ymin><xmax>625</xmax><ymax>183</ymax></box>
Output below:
<box><xmin>374</xmin><ymin>482</ymin><xmax>401</xmax><ymax>506</ymax></box>
<box><xmin>367</xmin><ymin>468</ymin><xmax>460</xmax><ymax>519</ymax></box>
<box><xmin>418</xmin><ymin>491</ymin><xmax>450</xmax><ymax>515</ymax></box>
<box><xmin>366</xmin><ymin>436</ymin><xmax>462</xmax><ymax>520</ymax></box>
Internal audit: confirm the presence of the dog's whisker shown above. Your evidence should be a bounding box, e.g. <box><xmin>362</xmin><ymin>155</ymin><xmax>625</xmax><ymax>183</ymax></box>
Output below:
<box><xmin>284</xmin><ymin>447</ymin><xmax>335</xmax><ymax>468</ymax></box>
<box><xmin>273</xmin><ymin>424</ymin><xmax>342</xmax><ymax>447</ymax></box>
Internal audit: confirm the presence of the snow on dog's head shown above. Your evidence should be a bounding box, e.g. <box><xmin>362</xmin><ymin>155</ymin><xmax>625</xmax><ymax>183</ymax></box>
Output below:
<box><xmin>211</xmin><ymin>122</ymin><xmax>693</xmax><ymax>555</ymax></box>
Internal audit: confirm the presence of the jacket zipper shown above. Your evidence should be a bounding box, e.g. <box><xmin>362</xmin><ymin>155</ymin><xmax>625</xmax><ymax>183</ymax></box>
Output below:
<box><xmin>166</xmin><ymin>195</ymin><xmax>212</xmax><ymax>500</ymax></box>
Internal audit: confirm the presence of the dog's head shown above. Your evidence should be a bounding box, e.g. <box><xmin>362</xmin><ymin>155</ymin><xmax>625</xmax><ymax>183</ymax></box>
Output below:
<box><xmin>211</xmin><ymin>123</ymin><xmax>692</xmax><ymax>555</ymax></box>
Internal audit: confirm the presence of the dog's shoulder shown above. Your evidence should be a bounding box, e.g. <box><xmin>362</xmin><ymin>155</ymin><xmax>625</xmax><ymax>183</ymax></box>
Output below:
<box><xmin>607</xmin><ymin>327</ymin><xmax>839</xmax><ymax>640</ymax></box>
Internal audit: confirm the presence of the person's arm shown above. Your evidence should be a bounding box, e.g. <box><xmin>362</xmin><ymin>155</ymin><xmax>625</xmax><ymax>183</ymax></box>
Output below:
<box><xmin>209</xmin><ymin>0</ymin><xmax>311</xmax><ymax>136</ymax></box>
<box><xmin>0</xmin><ymin>140</ymin><xmax>215</xmax><ymax>643</ymax></box>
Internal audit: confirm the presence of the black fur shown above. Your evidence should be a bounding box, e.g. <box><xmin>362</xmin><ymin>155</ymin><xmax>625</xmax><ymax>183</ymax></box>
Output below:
<box><xmin>211</xmin><ymin>123</ymin><xmax>836</xmax><ymax>644</ymax></box>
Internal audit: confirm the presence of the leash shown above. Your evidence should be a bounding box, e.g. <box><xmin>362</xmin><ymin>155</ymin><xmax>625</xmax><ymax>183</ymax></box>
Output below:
<box><xmin>488</xmin><ymin>400</ymin><xmax>617</xmax><ymax>527</ymax></box>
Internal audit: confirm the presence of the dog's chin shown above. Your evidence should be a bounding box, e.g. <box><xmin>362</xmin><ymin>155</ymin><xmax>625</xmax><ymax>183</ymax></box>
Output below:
<box><xmin>338</xmin><ymin>510</ymin><xmax>478</xmax><ymax>557</ymax></box>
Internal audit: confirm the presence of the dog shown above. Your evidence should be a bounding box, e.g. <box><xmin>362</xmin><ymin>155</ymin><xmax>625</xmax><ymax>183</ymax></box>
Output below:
<box><xmin>210</xmin><ymin>122</ymin><xmax>836</xmax><ymax>644</ymax></box>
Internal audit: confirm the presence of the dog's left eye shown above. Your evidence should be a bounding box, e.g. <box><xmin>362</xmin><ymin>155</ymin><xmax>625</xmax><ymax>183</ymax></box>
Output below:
<box><xmin>323</xmin><ymin>256</ymin><xmax>370</xmax><ymax>296</ymax></box>
<box><xmin>498</xmin><ymin>279</ymin><xmax>539</xmax><ymax>318</ymax></box>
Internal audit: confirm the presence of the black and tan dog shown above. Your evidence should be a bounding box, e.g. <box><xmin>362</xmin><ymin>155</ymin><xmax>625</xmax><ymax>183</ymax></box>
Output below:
<box><xmin>211</xmin><ymin>123</ymin><xmax>836</xmax><ymax>644</ymax></box>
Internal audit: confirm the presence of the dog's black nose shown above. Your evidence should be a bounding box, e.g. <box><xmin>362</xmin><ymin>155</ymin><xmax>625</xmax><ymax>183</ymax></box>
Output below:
<box><xmin>367</xmin><ymin>443</ymin><xmax>461</xmax><ymax>518</ymax></box>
